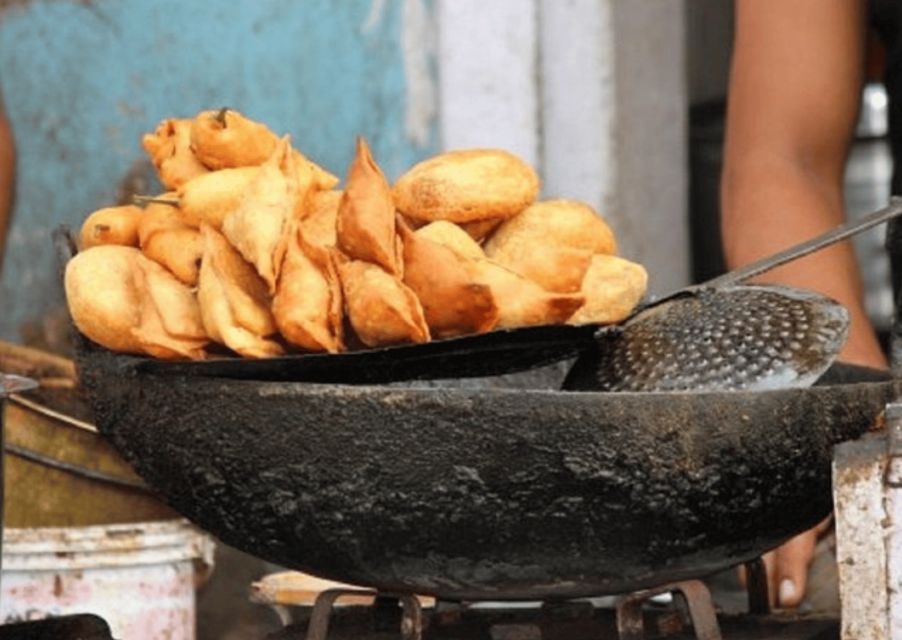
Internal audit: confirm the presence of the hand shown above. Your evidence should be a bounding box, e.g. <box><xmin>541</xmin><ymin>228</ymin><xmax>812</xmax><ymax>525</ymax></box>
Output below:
<box><xmin>740</xmin><ymin>517</ymin><xmax>832</xmax><ymax>608</ymax></box>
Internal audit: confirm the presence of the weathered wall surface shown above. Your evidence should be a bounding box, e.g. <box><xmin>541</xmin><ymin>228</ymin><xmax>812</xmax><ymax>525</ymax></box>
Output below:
<box><xmin>0</xmin><ymin>0</ymin><xmax>439</xmax><ymax>340</ymax></box>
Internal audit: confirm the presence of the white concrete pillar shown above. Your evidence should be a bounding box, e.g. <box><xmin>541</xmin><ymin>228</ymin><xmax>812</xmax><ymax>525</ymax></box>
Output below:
<box><xmin>437</xmin><ymin>0</ymin><xmax>690</xmax><ymax>294</ymax></box>
<box><xmin>436</xmin><ymin>0</ymin><xmax>540</xmax><ymax>169</ymax></box>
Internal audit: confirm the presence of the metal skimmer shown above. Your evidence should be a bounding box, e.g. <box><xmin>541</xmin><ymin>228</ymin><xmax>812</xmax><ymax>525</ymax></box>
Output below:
<box><xmin>565</xmin><ymin>197</ymin><xmax>902</xmax><ymax>392</ymax></box>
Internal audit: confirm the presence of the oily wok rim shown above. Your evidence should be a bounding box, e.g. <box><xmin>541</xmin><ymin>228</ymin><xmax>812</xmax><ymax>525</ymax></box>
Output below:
<box><xmin>99</xmin><ymin>342</ymin><xmax>892</xmax><ymax>397</ymax></box>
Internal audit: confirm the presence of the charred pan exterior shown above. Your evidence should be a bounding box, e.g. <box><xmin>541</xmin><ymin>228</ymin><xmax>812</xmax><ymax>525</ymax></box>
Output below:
<box><xmin>77</xmin><ymin>346</ymin><xmax>899</xmax><ymax>600</ymax></box>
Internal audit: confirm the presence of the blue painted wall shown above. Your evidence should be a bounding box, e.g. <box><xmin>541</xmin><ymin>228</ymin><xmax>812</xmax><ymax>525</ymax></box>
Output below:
<box><xmin>0</xmin><ymin>0</ymin><xmax>437</xmax><ymax>341</ymax></box>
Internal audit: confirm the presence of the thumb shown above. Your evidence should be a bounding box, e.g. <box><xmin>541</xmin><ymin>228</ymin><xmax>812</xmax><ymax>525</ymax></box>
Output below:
<box><xmin>774</xmin><ymin>531</ymin><xmax>818</xmax><ymax>608</ymax></box>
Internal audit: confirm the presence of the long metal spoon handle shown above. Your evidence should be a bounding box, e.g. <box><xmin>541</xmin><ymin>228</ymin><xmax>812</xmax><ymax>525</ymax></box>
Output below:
<box><xmin>705</xmin><ymin>196</ymin><xmax>902</xmax><ymax>288</ymax></box>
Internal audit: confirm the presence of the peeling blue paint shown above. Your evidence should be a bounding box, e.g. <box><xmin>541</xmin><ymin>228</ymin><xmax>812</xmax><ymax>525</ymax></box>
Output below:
<box><xmin>0</xmin><ymin>0</ymin><xmax>437</xmax><ymax>341</ymax></box>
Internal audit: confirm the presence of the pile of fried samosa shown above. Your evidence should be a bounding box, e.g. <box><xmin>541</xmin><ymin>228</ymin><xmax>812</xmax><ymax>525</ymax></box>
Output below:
<box><xmin>65</xmin><ymin>109</ymin><xmax>648</xmax><ymax>360</ymax></box>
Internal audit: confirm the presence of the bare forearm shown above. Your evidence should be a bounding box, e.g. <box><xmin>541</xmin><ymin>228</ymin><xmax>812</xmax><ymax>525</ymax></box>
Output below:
<box><xmin>722</xmin><ymin>155</ymin><xmax>886</xmax><ymax>368</ymax></box>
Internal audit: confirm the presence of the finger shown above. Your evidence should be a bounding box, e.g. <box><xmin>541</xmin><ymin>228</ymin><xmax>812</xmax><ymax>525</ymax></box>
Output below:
<box><xmin>814</xmin><ymin>514</ymin><xmax>833</xmax><ymax>537</ymax></box>
<box><xmin>774</xmin><ymin>531</ymin><xmax>818</xmax><ymax>608</ymax></box>
<box><xmin>762</xmin><ymin>552</ymin><xmax>778</xmax><ymax>606</ymax></box>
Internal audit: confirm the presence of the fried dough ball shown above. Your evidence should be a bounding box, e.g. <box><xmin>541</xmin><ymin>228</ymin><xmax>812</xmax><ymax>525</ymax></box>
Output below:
<box><xmin>485</xmin><ymin>199</ymin><xmax>617</xmax><ymax>257</ymax></box>
<box><xmin>301</xmin><ymin>190</ymin><xmax>341</xmax><ymax>247</ymax></box>
<box><xmin>568</xmin><ymin>255</ymin><xmax>648</xmax><ymax>325</ymax></box>
<box><xmin>336</xmin><ymin>138</ymin><xmax>401</xmax><ymax>275</ymax></box>
<box><xmin>273</xmin><ymin>225</ymin><xmax>344</xmax><ymax>353</ymax></box>
<box><xmin>138</xmin><ymin>196</ymin><xmax>203</xmax><ymax>286</ymax></box>
<box><xmin>190</xmin><ymin>108</ymin><xmax>279</xmax><ymax>170</ymax></box>
<box><xmin>393</xmin><ymin>149</ymin><xmax>539</xmax><ymax>223</ymax></box>
<box><xmin>132</xmin><ymin>254</ymin><xmax>208</xmax><ymax>360</ymax></box>
<box><xmin>415</xmin><ymin>221</ymin><xmax>485</xmax><ymax>261</ymax></box>
<box><xmin>177</xmin><ymin>166</ymin><xmax>262</xmax><ymax>229</ymax></box>
<box><xmin>338</xmin><ymin>259</ymin><xmax>430</xmax><ymax>347</ymax></box>
<box><xmin>470</xmin><ymin>259</ymin><xmax>585</xmax><ymax>329</ymax></box>
<box><xmin>399</xmin><ymin>222</ymin><xmax>498</xmax><ymax>338</ymax></box>
<box><xmin>64</xmin><ymin>245</ymin><xmax>144</xmax><ymax>354</ymax></box>
<box><xmin>198</xmin><ymin>225</ymin><xmax>283</xmax><ymax>358</ymax></box>
<box><xmin>79</xmin><ymin>205</ymin><xmax>143</xmax><ymax>250</ymax></box>
<box><xmin>142</xmin><ymin>118</ymin><xmax>209</xmax><ymax>189</ymax></box>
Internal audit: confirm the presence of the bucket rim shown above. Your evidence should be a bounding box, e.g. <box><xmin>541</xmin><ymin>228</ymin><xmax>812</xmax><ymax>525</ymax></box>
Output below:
<box><xmin>3</xmin><ymin>519</ymin><xmax>207</xmax><ymax>552</ymax></box>
<box><xmin>1</xmin><ymin>519</ymin><xmax>215</xmax><ymax>571</ymax></box>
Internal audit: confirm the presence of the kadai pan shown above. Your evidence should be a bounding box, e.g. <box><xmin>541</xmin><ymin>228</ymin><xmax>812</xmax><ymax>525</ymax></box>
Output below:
<box><xmin>75</xmin><ymin>340</ymin><xmax>896</xmax><ymax>601</ymax></box>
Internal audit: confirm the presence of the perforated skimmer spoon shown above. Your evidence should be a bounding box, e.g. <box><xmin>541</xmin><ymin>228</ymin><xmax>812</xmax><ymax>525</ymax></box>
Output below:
<box><xmin>563</xmin><ymin>197</ymin><xmax>902</xmax><ymax>392</ymax></box>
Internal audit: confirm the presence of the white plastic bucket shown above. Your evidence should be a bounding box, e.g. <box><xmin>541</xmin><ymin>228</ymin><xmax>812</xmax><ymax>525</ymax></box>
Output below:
<box><xmin>0</xmin><ymin>519</ymin><xmax>215</xmax><ymax>639</ymax></box>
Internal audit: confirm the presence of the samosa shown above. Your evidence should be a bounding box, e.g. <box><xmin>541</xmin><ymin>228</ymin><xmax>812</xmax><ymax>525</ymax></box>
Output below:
<box><xmin>301</xmin><ymin>190</ymin><xmax>341</xmax><ymax>247</ymax></box>
<box><xmin>470</xmin><ymin>259</ymin><xmax>585</xmax><ymax>329</ymax></box>
<box><xmin>336</xmin><ymin>138</ymin><xmax>401</xmax><ymax>275</ymax></box>
<box><xmin>338</xmin><ymin>259</ymin><xmax>430</xmax><ymax>347</ymax></box>
<box><xmin>222</xmin><ymin>137</ymin><xmax>300</xmax><ymax>293</ymax></box>
<box><xmin>398</xmin><ymin>222</ymin><xmax>498</xmax><ymax>338</ymax></box>
<box><xmin>273</xmin><ymin>225</ymin><xmax>344</xmax><ymax>353</ymax></box>
<box><xmin>132</xmin><ymin>254</ymin><xmax>208</xmax><ymax>360</ymax></box>
<box><xmin>198</xmin><ymin>225</ymin><xmax>283</xmax><ymax>358</ymax></box>
<box><xmin>176</xmin><ymin>166</ymin><xmax>261</xmax><ymax>229</ymax></box>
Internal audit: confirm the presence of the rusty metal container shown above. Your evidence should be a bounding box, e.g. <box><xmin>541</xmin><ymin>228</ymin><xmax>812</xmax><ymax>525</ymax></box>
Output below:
<box><xmin>0</xmin><ymin>341</ymin><xmax>174</xmax><ymax>526</ymax></box>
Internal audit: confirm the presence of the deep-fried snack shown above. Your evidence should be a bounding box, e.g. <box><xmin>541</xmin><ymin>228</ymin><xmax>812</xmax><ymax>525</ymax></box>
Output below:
<box><xmin>415</xmin><ymin>221</ymin><xmax>484</xmax><ymax>261</ymax></box>
<box><xmin>491</xmin><ymin>244</ymin><xmax>594</xmax><ymax>294</ymax></box>
<box><xmin>64</xmin><ymin>245</ymin><xmax>144</xmax><ymax>354</ymax></box>
<box><xmin>392</xmin><ymin>149</ymin><xmax>539</xmax><ymax>223</ymax></box>
<box><xmin>399</xmin><ymin>222</ymin><xmax>498</xmax><ymax>338</ymax></box>
<box><xmin>138</xmin><ymin>195</ymin><xmax>203</xmax><ymax>286</ymax></box>
<box><xmin>470</xmin><ymin>259</ymin><xmax>585</xmax><ymax>329</ymax></box>
<box><xmin>485</xmin><ymin>199</ymin><xmax>617</xmax><ymax>257</ymax></box>
<box><xmin>198</xmin><ymin>225</ymin><xmax>283</xmax><ymax>357</ymax></box>
<box><xmin>336</xmin><ymin>138</ymin><xmax>401</xmax><ymax>275</ymax></box>
<box><xmin>338</xmin><ymin>258</ymin><xmax>429</xmax><ymax>347</ymax></box>
<box><xmin>568</xmin><ymin>255</ymin><xmax>648</xmax><ymax>325</ymax></box>
<box><xmin>190</xmin><ymin>108</ymin><xmax>279</xmax><ymax>170</ymax></box>
<box><xmin>300</xmin><ymin>190</ymin><xmax>341</xmax><ymax>247</ymax></box>
<box><xmin>177</xmin><ymin>166</ymin><xmax>261</xmax><ymax>229</ymax></box>
<box><xmin>273</xmin><ymin>225</ymin><xmax>344</xmax><ymax>353</ymax></box>
<box><xmin>460</xmin><ymin>218</ymin><xmax>503</xmax><ymax>242</ymax></box>
<box><xmin>142</xmin><ymin>118</ymin><xmax>209</xmax><ymax>189</ymax></box>
<box><xmin>293</xmin><ymin>150</ymin><xmax>340</xmax><ymax>192</ymax></box>
<box><xmin>222</xmin><ymin>138</ymin><xmax>300</xmax><ymax>293</ymax></box>
<box><xmin>79</xmin><ymin>205</ymin><xmax>143</xmax><ymax>250</ymax></box>
<box><xmin>132</xmin><ymin>254</ymin><xmax>207</xmax><ymax>360</ymax></box>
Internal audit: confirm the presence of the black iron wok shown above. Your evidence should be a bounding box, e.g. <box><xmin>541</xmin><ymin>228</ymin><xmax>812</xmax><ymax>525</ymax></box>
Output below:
<box><xmin>75</xmin><ymin>342</ymin><xmax>897</xmax><ymax>601</ymax></box>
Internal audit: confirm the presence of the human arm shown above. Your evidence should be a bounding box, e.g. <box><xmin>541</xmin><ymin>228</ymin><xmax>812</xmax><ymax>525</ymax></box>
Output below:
<box><xmin>721</xmin><ymin>0</ymin><xmax>880</xmax><ymax>608</ymax></box>
<box><xmin>722</xmin><ymin>0</ymin><xmax>883</xmax><ymax>368</ymax></box>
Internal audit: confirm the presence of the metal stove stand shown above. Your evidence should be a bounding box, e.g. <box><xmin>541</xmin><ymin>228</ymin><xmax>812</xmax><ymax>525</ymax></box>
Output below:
<box><xmin>260</xmin><ymin>560</ymin><xmax>839</xmax><ymax>640</ymax></box>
